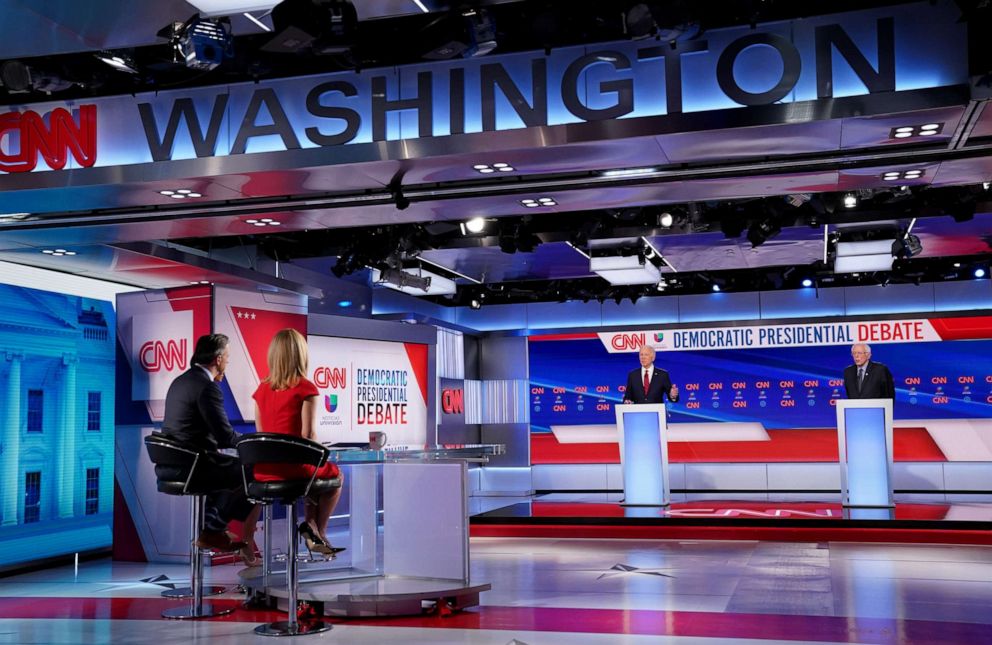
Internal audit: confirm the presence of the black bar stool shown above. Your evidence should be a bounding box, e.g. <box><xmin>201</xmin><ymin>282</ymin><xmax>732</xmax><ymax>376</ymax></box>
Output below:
<box><xmin>237</xmin><ymin>433</ymin><xmax>340</xmax><ymax>637</ymax></box>
<box><xmin>144</xmin><ymin>432</ymin><xmax>234</xmax><ymax>619</ymax></box>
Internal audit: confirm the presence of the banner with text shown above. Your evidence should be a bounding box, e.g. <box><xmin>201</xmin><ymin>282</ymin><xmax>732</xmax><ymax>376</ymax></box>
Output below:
<box><xmin>596</xmin><ymin>317</ymin><xmax>992</xmax><ymax>353</ymax></box>
<box><xmin>308</xmin><ymin>335</ymin><xmax>429</xmax><ymax>446</ymax></box>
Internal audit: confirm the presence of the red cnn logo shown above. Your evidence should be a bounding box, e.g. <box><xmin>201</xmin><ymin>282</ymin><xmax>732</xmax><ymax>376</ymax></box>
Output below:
<box><xmin>610</xmin><ymin>333</ymin><xmax>646</xmax><ymax>351</ymax></box>
<box><xmin>314</xmin><ymin>367</ymin><xmax>347</xmax><ymax>388</ymax></box>
<box><xmin>441</xmin><ymin>389</ymin><xmax>464</xmax><ymax>414</ymax></box>
<box><xmin>0</xmin><ymin>105</ymin><xmax>97</xmax><ymax>173</ymax></box>
<box><xmin>139</xmin><ymin>339</ymin><xmax>187</xmax><ymax>372</ymax></box>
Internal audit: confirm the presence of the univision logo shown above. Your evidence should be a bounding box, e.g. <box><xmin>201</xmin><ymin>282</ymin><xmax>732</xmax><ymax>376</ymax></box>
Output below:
<box><xmin>654</xmin><ymin>332</ymin><xmax>664</xmax><ymax>342</ymax></box>
<box><xmin>324</xmin><ymin>394</ymin><xmax>338</xmax><ymax>413</ymax></box>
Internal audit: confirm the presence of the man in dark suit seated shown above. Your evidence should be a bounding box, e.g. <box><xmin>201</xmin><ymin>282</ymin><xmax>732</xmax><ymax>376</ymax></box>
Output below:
<box><xmin>622</xmin><ymin>344</ymin><xmax>679</xmax><ymax>404</ymax></box>
<box><xmin>159</xmin><ymin>333</ymin><xmax>254</xmax><ymax>552</ymax></box>
<box><xmin>843</xmin><ymin>343</ymin><xmax>895</xmax><ymax>400</ymax></box>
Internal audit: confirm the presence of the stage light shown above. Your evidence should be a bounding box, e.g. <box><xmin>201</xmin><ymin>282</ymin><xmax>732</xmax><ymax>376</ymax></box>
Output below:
<box><xmin>264</xmin><ymin>0</ymin><xmax>357</xmax><ymax>54</ymax></box>
<box><xmin>423</xmin><ymin>6</ymin><xmax>497</xmax><ymax>59</ymax></box>
<box><xmin>659</xmin><ymin>212</ymin><xmax>674</xmax><ymax>228</ymax></box>
<box><xmin>166</xmin><ymin>16</ymin><xmax>234</xmax><ymax>71</ymax></box>
<box><xmin>469</xmin><ymin>298</ymin><xmax>482</xmax><ymax>310</ymax></box>
<box><xmin>889</xmin><ymin>123</ymin><xmax>944</xmax><ymax>139</ymax></box>
<box><xmin>843</xmin><ymin>193</ymin><xmax>858</xmax><ymax>209</ymax></box>
<box><xmin>602</xmin><ymin>167</ymin><xmax>656</xmax><ymax>178</ymax></box>
<box><xmin>712</xmin><ymin>284</ymin><xmax>721</xmax><ymax>292</ymax></box>
<box><xmin>337</xmin><ymin>300</ymin><xmax>352</xmax><ymax>308</ymax></box>
<box><xmin>464</xmin><ymin>217</ymin><xmax>486</xmax><ymax>234</ymax></box>
<box><xmin>590</xmin><ymin>255</ymin><xmax>661</xmax><ymax>285</ymax></box>
<box><xmin>747</xmin><ymin>217</ymin><xmax>782</xmax><ymax>248</ymax></box>
<box><xmin>95</xmin><ymin>51</ymin><xmax>139</xmax><ymax>74</ymax></box>
<box><xmin>372</xmin><ymin>268</ymin><xmax>456</xmax><ymax>296</ymax></box>
<box><xmin>801</xmin><ymin>278</ymin><xmax>813</xmax><ymax>288</ymax></box>
<box><xmin>975</xmin><ymin>268</ymin><xmax>987</xmax><ymax>279</ymax></box>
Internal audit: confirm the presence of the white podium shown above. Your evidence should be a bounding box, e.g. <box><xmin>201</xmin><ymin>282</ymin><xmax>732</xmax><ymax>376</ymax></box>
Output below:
<box><xmin>835</xmin><ymin>399</ymin><xmax>895</xmax><ymax>508</ymax></box>
<box><xmin>614</xmin><ymin>404</ymin><xmax>670</xmax><ymax>507</ymax></box>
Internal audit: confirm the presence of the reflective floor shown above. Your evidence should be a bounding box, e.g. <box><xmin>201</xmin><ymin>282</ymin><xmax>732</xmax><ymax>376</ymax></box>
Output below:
<box><xmin>1</xmin><ymin>535</ymin><xmax>991</xmax><ymax>644</ymax></box>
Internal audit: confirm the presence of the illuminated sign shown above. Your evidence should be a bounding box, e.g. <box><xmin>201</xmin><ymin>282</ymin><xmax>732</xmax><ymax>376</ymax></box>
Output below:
<box><xmin>0</xmin><ymin>105</ymin><xmax>97</xmax><ymax>173</ymax></box>
<box><xmin>7</xmin><ymin>3</ymin><xmax>968</xmax><ymax>172</ymax></box>
<box><xmin>138</xmin><ymin>339</ymin><xmax>187</xmax><ymax>373</ymax></box>
<box><xmin>441</xmin><ymin>388</ymin><xmax>464</xmax><ymax>414</ymax></box>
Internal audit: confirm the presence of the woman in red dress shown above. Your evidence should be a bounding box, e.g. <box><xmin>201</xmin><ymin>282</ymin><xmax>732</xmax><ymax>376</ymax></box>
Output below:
<box><xmin>253</xmin><ymin>328</ymin><xmax>343</xmax><ymax>555</ymax></box>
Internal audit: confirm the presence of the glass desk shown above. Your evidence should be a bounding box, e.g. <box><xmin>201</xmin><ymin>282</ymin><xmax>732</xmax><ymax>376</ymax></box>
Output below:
<box><xmin>239</xmin><ymin>444</ymin><xmax>503</xmax><ymax>617</ymax></box>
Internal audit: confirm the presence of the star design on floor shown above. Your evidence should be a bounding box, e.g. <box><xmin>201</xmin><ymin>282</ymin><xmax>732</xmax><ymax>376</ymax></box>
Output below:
<box><xmin>595</xmin><ymin>563</ymin><xmax>675</xmax><ymax>580</ymax></box>
<box><xmin>139</xmin><ymin>574</ymin><xmax>178</xmax><ymax>590</ymax></box>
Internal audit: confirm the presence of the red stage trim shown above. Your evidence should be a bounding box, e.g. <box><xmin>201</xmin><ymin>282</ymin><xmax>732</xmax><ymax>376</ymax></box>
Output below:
<box><xmin>928</xmin><ymin>315</ymin><xmax>992</xmax><ymax>341</ymax></box>
<box><xmin>470</xmin><ymin>523</ymin><xmax>992</xmax><ymax>545</ymax></box>
<box><xmin>403</xmin><ymin>342</ymin><xmax>429</xmax><ymax>405</ymax></box>
<box><xmin>0</xmin><ymin>597</ymin><xmax>987</xmax><ymax>643</ymax></box>
<box><xmin>527</xmin><ymin>333</ymin><xmax>599</xmax><ymax>341</ymax></box>
<box><xmin>531</xmin><ymin>427</ymin><xmax>946</xmax><ymax>464</ymax></box>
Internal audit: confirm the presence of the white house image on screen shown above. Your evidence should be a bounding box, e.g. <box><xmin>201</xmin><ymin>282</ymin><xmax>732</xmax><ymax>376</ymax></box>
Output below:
<box><xmin>0</xmin><ymin>285</ymin><xmax>115</xmax><ymax>560</ymax></box>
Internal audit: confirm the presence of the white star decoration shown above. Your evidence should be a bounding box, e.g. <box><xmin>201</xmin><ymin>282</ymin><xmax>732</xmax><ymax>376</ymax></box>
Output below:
<box><xmin>595</xmin><ymin>563</ymin><xmax>675</xmax><ymax>580</ymax></box>
<box><xmin>234</xmin><ymin>310</ymin><xmax>256</xmax><ymax>320</ymax></box>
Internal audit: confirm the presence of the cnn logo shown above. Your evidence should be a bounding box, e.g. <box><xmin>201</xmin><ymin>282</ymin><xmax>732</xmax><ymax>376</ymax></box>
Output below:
<box><xmin>441</xmin><ymin>389</ymin><xmax>464</xmax><ymax>414</ymax></box>
<box><xmin>139</xmin><ymin>339</ymin><xmax>187</xmax><ymax>372</ymax></box>
<box><xmin>0</xmin><ymin>105</ymin><xmax>97</xmax><ymax>173</ymax></box>
<box><xmin>314</xmin><ymin>367</ymin><xmax>347</xmax><ymax>388</ymax></box>
<box><xmin>611</xmin><ymin>333</ymin><xmax>646</xmax><ymax>351</ymax></box>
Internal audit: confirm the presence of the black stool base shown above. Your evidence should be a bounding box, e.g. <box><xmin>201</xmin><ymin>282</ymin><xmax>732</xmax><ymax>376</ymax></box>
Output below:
<box><xmin>254</xmin><ymin>620</ymin><xmax>331</xmax><ymax>637</ymax></box>
<box><xmin>162</xmin><ymin>602</ymin><xmax>236</xmax><ymax>620</ymax></box>
<box><xmin>161</xmin><ymin>585</ymin><xmax>227</xmax><ymax>599</ymax></box>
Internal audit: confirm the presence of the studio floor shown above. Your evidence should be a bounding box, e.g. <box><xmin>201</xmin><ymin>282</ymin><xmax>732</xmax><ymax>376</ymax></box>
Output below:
<box><xmin>1</xmin><ymin>532</ymin><xmax>992</xmax><ymax>644</ymax></box>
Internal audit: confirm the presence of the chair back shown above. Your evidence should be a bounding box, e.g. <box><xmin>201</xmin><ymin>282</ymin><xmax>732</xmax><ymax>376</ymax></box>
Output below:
<box><xmin>144</xmin><ymin>432</ymin><xmax>201</xmax><ymax>495</ymax></box>
<box><xmin>236</xmin><ymin>433</ymin><xmax>331</xmax><ymax>503</ymax></box>
<box><xmin>236</xmin><ymin>433</ymin><xmax>328</xmax><ymax>468</ymax></box>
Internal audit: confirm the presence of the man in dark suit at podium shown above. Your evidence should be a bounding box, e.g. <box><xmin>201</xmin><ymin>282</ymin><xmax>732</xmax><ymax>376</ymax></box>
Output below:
<box><xmin>844</xmin><ymin>343</ymin><xmax>895</xmax><ymax>400</ymax></box>
<box><xmin>623</xmin><ymin>345</ymin><xmax>679</xmax><ymax>404</ymax></box>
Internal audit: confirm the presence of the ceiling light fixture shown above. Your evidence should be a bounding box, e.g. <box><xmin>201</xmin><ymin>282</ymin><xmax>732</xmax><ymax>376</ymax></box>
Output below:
<box><xmin>461</xmin><ymin>217</ymin><xmax>486</xmax><ymax>234</ymax></box>
<box><xmin>882</xmin><ymin>169</ymin><xmax>925</xmax><ymax>181</ymax></box>
<box><xmin>94</xmin><ymin>51</ymin><xmax>139</xmax><ymax>74</ymax></box>
<box><xmin>975</xmin><ymin>268</ymin><xmax>987</xmax><ymax>279</ymax></box>
<box><xmin>520</xmin><ymin>197</ymin><xmax>557</xmax><ymax>208</ymax></box>
<box><xmin>590</xmin><ymin>255</ymin><xmax>661</xmax><ymax>285</ymax></box>
<box><xmin>843</xmin><ymin>193</ymin><xmax>858</xmax><ymax>209</ymax></box>
<box><xmin>658</xmin><ymin>212</ymin><xmax>674</xmax><ymax>228</ymax></box>
<box><xmin>889</xmin><ymin>123</ymin><xmax>944</xmax><ymax>139</ymax></box>
<box><xmin>473</xmin><ymin>162</ymin><xmax>514</xmax><ymax>174</ymax></box>
<box><xmin>244</xmin><ymin>218</ymin><xmax>281</xmax><ymax>227</ymax></box>
<box><xmin>41</xmin><ymin>249</ymin><xmax>76</xmax><ymax>257</ymax></box>
<box><xmin>801</xmin><ymin>278</ymin><xmax>814</xmax><ymax>287</ymax></box>
<box><xmin>602</xmin><ymin>167</ymin><xmax>656</xmax><ymax>178</ymax></box>
<box><xmin>159</xmin><ymin>188</ymin><xmax>203</xmax><ymax>199</ymax></box>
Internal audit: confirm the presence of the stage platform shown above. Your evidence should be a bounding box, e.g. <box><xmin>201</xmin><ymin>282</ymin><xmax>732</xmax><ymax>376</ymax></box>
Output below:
<box><xmin>470</xmin><ymin>494</ymin><xmax>992</xmax><ymax>545</ymax></box>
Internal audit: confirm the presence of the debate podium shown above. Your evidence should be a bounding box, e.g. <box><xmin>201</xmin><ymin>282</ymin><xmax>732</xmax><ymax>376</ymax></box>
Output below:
<box><xmin>835</xmin><ymin>399</ymin><xmax>895</xmax><ymax>508</ymax></box>
<box><xmin>614</xmin><ymin>404</ymin><xmax>670</xmax><ymax>507</ymax></box>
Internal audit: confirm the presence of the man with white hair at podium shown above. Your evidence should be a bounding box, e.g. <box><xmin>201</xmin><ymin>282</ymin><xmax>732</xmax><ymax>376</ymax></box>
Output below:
<box><xmin>844</xmin><ymin>343</ymin><xmax>895</xmax><ymax>400</ymax></box>
<box><xmin>622</xmin><ymin>344</ymin><xmax>679</xmax><ymax>404</ymax></box>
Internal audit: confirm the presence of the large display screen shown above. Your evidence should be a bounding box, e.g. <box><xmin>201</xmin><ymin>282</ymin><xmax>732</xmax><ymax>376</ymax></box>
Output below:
<box><xmin>0</xmin><ymin>284</ymin><xmax>115</xmax><ymax>571</ymax></box>
<box><xmin>528</xmin><ymin>316</ymin><xmax>992</xmax><ymax>465</ymax></box>
<box><xmin>530</xmin><ymin>338</ymin><xmax>992</xmax><ymax>431</ymax></box>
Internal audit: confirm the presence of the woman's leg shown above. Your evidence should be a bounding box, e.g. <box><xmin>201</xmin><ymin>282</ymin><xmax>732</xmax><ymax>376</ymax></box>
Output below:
<box><xmin>239</xmin><ymin>503</ymin><xmax>262</xmax><ymax>565</ymax></box>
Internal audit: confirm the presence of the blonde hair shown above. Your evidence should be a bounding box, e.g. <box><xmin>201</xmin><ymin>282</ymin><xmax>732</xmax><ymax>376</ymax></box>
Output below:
<box><xmin>266</xmin><ymin>328</ymin><xmax>309</xmax><ymax>390</ymax></box>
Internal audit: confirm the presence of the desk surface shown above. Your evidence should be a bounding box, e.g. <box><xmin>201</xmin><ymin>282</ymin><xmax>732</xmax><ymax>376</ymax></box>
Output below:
<box><xmin>323</xmin><ymin>443</ymin><xmax>505</xmax><ymax>463</ymax></box>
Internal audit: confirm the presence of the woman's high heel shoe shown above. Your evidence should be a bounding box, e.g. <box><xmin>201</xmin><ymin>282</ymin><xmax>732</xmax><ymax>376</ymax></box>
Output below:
<box><xmin>298</xmin><ymin>522</ymin><xmax>334</xmax><ymax>556</ymax></box>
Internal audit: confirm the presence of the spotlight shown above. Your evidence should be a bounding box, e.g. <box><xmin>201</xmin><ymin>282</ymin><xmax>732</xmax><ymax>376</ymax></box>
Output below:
<box><xmin>801</xmin><ymin>278</ymin><xmax>814</xmax><ymax>288</ymax></box>
<box><xmin>975</xmin><ymin>268</ymin><xmax>987</xmax><ymax>279</ymax></box>
<box><xmin>469</xmin><ymin>298</ymin><xmax>482</xmax><ymax>310</ymax></box>
<box><xmin>658</xmin><ymin>212</ymin><xmax>674</xmax><ymax>228</ymax></box>
<box><xmin>264</xmin><ymin>0</ymin><xmax>358</xmax><ymax>54</ymax></box>
<box><xmin>892</xmin><ymin>234</ymin><xmax>923</xmax><ymax>259</ymax></box>
<box><xmin>746</xmin><ymin>217</ymin><xmax>782</xmax><ymax>248</ymax></box>
<box><xmin>843</xmin><ymin>193</ymin><xmax>858</xmax><ymax>209</ymax></box>
<box><xmin>168</xmin><ymin>16</ymin><xmax>234</xmax><ymax>71</ymax></box>
<box><xmin>423</xmin><ymin>6</ymin><xmax>497</xmax><ymax>59</ymax></box>
<box><xmin>337</xmin><ymin>300</ymin><xmax>352</xmax><ymax>308</ymax></box>
<box><xmin>94</xmin><ymin>51</ymin><xmax>139</xmax><ymax>74</ymax></box>
<box><xmin>463</xmin><ymin>217</ymin><xmax>486</xmax><ymax>234</ymax></box>
<box><xmin>712</xmin><ymin>284</ymin><xmax>721</xmax><ymax>292</ymax></box>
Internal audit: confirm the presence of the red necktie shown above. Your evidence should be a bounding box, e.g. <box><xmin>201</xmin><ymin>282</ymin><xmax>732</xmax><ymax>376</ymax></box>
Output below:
<box><xmin>643</xmin><ymin>370</ymin><xmax>650</xmax><ymax>394</ymax></box>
